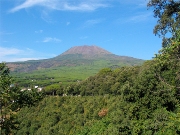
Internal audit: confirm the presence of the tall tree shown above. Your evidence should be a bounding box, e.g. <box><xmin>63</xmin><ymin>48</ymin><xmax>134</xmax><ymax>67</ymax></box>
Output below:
<box><xmin>0</xmin><ymin>63</ymin><xmax>44</xmax><ymax>134</ymax></box>
<box><xmin>148</xmin><ymin>0</ymin><xmax>180</xmax><ymax>47</ymax></box>
<box><xmin>154</xmin><ymin>29</ymin><xmax>180</xmax><ymax>93</ymax></box>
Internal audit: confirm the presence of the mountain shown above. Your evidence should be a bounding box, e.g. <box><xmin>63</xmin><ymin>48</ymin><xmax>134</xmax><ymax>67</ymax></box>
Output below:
<box><xmin>61</xmin><ymin>45</ymin><xmax>111</xmax><ymax>56</ymax></box>
<box><xmin>8</xmin><ymin>45</ymin><xmax>143</xmax><ymax>72</ymax></box>
<box><xmin>7</xmin><ymin>45</ymin><xmax>144</xmax><ymax>87</ymax></box>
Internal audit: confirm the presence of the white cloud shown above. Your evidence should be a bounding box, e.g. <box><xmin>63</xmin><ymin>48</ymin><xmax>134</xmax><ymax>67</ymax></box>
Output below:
<box><xmin>43</xmin><ymin>37</ymin><xmax>61</xmax><ymax>43</ymax></box>
<box><xmin>62</xmin><ymin>2</ymin><xmax>107</xmax><ymax>11</ymax></box>
<box><xmin>9</xmin><ymin>0</ymin><xmax>108</xmax><ymax>13</ymax></box>
<box><xmin>0</xmin><ymin>47</ymin><xmax>22</xmax><ymax>57</ymax></box>
<box><xmin>9</xmin><ymin>0</ymin><xmax>47</xmax><ymax>13</ymax></box>
<box><xmin>116</xmin><ymin>12</ymin><xmax>152</xmax><ymax>24</ymax></box>
<box><xmin>6</xmin><ymin>57</ymin><xmax>42</xmax><ymax>62</ymax></box>
<box><xmin>127</xmin><ymin>12</ymin><xmax>152</xmax><ymax>23</ymax></box>
<box><xmin>0</xmin><ymin>46</ymin><xmax>45</xmax><ymax>62</ymax></box>
<box><xmin>118</xmin><ymin>0</ymin><xmax>148</xmax><ymax>7</ymax></box>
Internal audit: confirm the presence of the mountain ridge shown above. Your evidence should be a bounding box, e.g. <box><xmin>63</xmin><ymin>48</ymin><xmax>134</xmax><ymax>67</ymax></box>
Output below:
<box><xmin>7</xmin><ymin>45</ymin><xmax>144</xmax><ymax>72</ymax></box>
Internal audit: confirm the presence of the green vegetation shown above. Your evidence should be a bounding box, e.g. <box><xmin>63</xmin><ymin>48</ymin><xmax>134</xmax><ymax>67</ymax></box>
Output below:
<box><xmin>0</xmin><ymin>63</ymin><xmax>44</xmax><ymax>135</ymax></box>
<box><xmin>148</xmin><ymin>0</ymin><xmax>180</xmax><ymax>47</ymax></box>
<box><xmin>13</xmin><ymin>30</ymin><xmax>180</xmax><ymax>134</ymax></box>
<box><xmin>15</xmin><ymin>96</ymin><xmax>122</xmax><ymax>135</ymax></box>
<box><xmin>3</xmin><ymin>2</ymin><xmax>180</xmax><ymax>134</ymax></box>
<box><xmin>11</xmin><ymin>57</ymin><xmax>143</xmax><ymax>88</ymax></box>
<box><xmin>12</xmin><ymin>65</ymin><xmax>98</xmax><ymax>87</ymax></box>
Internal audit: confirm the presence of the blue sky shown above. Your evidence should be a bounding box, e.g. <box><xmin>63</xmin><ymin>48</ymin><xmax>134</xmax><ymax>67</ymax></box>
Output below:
<box><xmin>0</xmin><ymin>0</ymin><xmax>162</xmax><ymax>62</ymax></box>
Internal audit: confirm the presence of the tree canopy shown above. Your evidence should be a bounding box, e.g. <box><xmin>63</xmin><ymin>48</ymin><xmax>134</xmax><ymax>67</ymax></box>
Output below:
<box><xmin>0</xmin><ymin>63</ymin><xmax>44</xmax><ymax>135</ymax></box>
<box><xmin>14</xmin><ymin>30</ymin><xmax>180</xmax><ymax>134</ymax></box>
<box><xmin>148</xmin><ymin>0</ymin><xmax>180</xmax><ymax>47</ymax></box>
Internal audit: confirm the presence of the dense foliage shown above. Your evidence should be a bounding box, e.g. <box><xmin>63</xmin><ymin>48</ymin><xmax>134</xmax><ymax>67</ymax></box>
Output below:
<box><xmin>14</xmin><ymin>30</ymin><xmax>180</xmax><ymax>134</ymax></box>
<box><xmin>0</xmin><ymin>63</ymin><xmax>44</xmax><ymax>135</ymax></box>
<box><xmin>15</xmin><ymin>96</ymin><xmax>122</xmax><ymax>135</ymax></box>
<box><xmin>148</xmin><ymin>0</ymin><xmax>180</xmax><ymax>47</ymax></box>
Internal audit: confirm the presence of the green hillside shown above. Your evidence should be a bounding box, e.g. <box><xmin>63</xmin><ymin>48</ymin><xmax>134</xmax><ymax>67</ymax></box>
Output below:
<box><xmin>10</xmin><ymin>53</ymin><xmax>143</xmax><ymax>87</ymax></box>
<box><xmin>15</xmin><ymin>96</ymin><xmax>123</xmax><ymax>135</ymax></box>
<box><xmin>14</xmin><ymin>37</ymin><xmax>180</xmax><ymax>134</ymax></box>
<box><xmin>15</xmin><ymin>94</ymin><xmax>180</xmax><ymax>135</ymax></box>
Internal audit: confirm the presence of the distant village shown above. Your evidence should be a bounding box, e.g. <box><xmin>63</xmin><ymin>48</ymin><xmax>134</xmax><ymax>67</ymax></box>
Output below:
<box><xmin>20</xmin><ymin>85</ymin><xmax>43</xmax><ymax>92</ymax></box>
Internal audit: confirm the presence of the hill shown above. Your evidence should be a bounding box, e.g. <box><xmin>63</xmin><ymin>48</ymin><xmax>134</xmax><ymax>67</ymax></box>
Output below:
<box><xmin>8</xmin><ymin>45</ymin><xmax>143</xmax><ymax>72</ymax></box>
<box><xmin>15</xmin><ymin>58</ymin><xmax>180</xmax><ymax>134</ymax></box>
<box><xmin>8</xmin><ymin>45</ymin><xmax>144</xmax><ymax>87</ymax></box>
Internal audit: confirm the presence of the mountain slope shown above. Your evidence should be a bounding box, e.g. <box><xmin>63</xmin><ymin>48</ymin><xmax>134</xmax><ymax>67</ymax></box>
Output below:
<box><xmin>8</xmin><ymin>45</ymin><xmax>143</xmax><ymax>72</ymax></box>
<box><xmin>8</xmin><ymin>45</ymin><xmax>144</xmax><ymax>87</ymax></box>
<box><xmin>60</xmin><ymin>45</ymin><xmax>111</xmax><ymax>56</ymax></box>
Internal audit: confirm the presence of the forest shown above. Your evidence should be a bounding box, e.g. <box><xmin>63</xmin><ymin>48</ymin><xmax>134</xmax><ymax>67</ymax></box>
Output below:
<box><xmin>1</xmin><ymin>0</ymin><xmax>180</xmax><ymax>134</ymax></box>
<box><xmin>15</xmin><ymin>31</ymin><xmax>180</xmax><ymax>134</ymax></box>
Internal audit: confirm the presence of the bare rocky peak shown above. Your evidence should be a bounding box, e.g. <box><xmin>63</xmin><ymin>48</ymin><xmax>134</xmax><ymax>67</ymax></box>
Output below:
<box><xmin>61</xmin><ymin>45</ymin><xmax>112</xmax><ymax>56</ymax></box>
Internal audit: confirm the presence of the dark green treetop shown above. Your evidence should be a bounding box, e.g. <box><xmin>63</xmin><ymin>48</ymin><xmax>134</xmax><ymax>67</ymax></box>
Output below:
<box><xmin>148</xmin><ymin>0</ymin><xmax>180</xmax><ymax>47</ymax></box>
<box><xmin>0</xmin><ymin>63</ymin><xmax>44</xmax><ymax>135</ymax></box>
